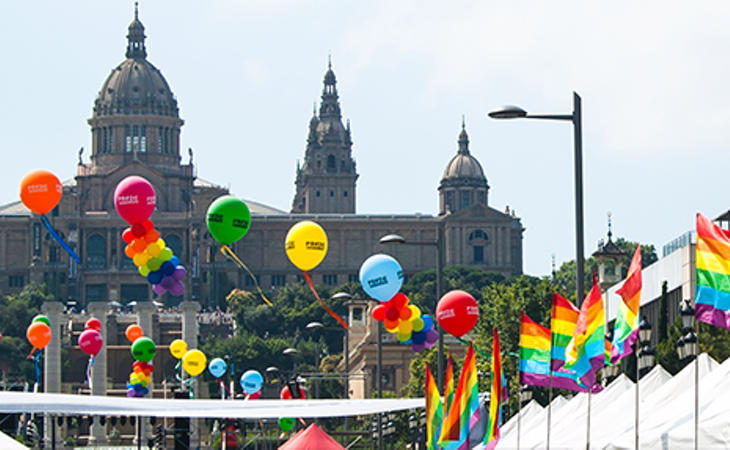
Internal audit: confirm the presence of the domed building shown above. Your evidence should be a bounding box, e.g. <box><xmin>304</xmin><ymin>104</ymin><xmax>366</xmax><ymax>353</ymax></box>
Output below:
<box><xmin>0</xmin><ymin>5</ymin><xmax>523</xmax><ymax>310</ymax></box>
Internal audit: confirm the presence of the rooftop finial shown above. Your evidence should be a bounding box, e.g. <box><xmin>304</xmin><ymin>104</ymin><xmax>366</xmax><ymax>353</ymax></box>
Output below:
<box><xmin>328</xmin><ymin>53</ymin><xmax>332</xmax><ymax>69</ymax></box>
<box><xmin>462</xmin><ymin>115</ymin><xmax>466</xmax><ymax>130</ymax></box>
<box><xmin>134</xmin><ymin>1</ymin><xmax>139</xmax><ymax>20</ymax></box>
<box><xmin>607</xmin><ymin>211</ymin><xmax>613</xmax><ymax>241</ymax></box>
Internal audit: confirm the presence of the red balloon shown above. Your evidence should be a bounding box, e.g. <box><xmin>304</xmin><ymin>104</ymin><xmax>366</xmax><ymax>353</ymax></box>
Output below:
<box><xmin>385</xmin><ymin>307</ymin><xmax>399</xmax><ymax>321</ymax></box>
<box><xmin>280</xmin><ymin>385</ymin><xmax>306</xmax><ymax>400</ymax></box>
<box><xmin>436</xmin><ymin>290</ymin><xmax>479</xmax><ymax>337</ymax></box>
<box><xmin>78</xmin><ymin>329</ymin><xmax>103</xmax><ymax>356</ymax></box>
<box><xmin>114</xmin><ymin>176</ymin><xmax>156</xmax><ymax>224</ymax></box>
<box><xmin>122</xmin><ymin>228</ymin><xmax>135</xmax><ymax>244</ymax></box>
<box><xmin>390</xmin><ymin>292</ymin><xmax>408</xmax><ymax>309</ymax></box>
<box><xmin>248</xmin><ymin>391</ymin><xmax>261</xmax><ymax>400</ymax></box>
<box><xmin>85</xmin><ymin>317</ymin><xmax>102</xmax><ymax>331</ymax></box>
<box><xmin>131</xmin><ymin>223</ymin><xmax>146</xmax><ymax>237</ymax></box>
<box><xmin>372</xmin><ymin>304</ymin><xmax>386</xmax><ymax>321</ymax></box>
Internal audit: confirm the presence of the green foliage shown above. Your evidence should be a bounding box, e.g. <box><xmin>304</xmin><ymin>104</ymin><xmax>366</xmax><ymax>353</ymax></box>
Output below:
<box><xmin>0</xmin><ymin>284</ymin><xmax>52</xmax><ymax>380</ymax></box>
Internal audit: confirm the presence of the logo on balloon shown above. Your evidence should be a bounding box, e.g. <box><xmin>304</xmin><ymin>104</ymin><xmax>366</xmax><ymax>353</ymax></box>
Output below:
<box><xmin>359</xmin><ymin>254</ymin><xmax>404</xmax><ymax>302</ymax></box>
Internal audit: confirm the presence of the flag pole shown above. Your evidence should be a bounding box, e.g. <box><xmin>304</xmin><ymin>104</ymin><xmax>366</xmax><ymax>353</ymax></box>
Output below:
<box><xmin>547</xmin><ymin>371</ymin><xmax>553</xmax><ymax>450</ymax></box>
<box><xmin>586</xmin><ymin>390</ymin><xmax>591</xmax><ymax>450</ymax></box>
<box><xmin>635</xmin><ymin>339</ymin><xmax>640</xmax><ymax>450</ymax></box>
<box><xmin>517</xmin><ymin>382</ymin><xmax>522</xmax><ymax>450</ymax></box>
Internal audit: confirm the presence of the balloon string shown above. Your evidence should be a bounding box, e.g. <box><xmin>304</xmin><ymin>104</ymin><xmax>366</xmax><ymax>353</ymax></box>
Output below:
<box><xmin>40</xmin><ymin>215</ymin><xmax>81</xmax><ymax>264</ymax></box>
<box><xmin>455</xmin><ymin>337</ymin><xmax>490</xmax><ymax>359</ymax></box>
<box><xmin>34</xmin><ymin>350</ymin><xmax>42</xmax><ymax>389</ymax></box>
<box><xmin>302</xmin><ymin>271</ymin><xmax>347</xmax><ymax>329</ymax></box>
<box><xmin>86</xmin><ymin>357</ymin><xmax>93</xmax><ymax>391</ymax></box>
<box><xmin>26</xmin><ymin>347</ymin><xmax>37</xmax><ymax>360</ymax></box>
<box><xmin>220</xmin><ymin>246</ymin><xmax>273</xmax><ymax>307</ymax></box>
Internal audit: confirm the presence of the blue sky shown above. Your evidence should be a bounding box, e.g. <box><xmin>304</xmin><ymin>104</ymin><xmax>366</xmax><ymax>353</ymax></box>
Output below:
<box><xmin>2</xmin><ymin>1</ymin><xmax>729</xmax><ymax>277</ymax></box>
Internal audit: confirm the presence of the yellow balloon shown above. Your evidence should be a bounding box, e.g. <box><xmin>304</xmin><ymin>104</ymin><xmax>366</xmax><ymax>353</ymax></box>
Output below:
<box><xmin>169</xmin><ymin>339</ymin><xmax>188</xmax><ymax>359</ymax></box>
<box><xmin>146</xmin><ymin>242</ymin><xmax>161</xmax><ymax>257</ymax></box>
<box><xmin>132</xmin><ymin>252</ymin><xmax>149</xmax><ymax>267</ymax></box>
<box><xmin>182</xmin><ymin>349</ymin><xmax>207</xmax><ymax>377</ymax></box>
<box><xmin>409</xmin><ymin>305</ymin><xmax>421</xmax><ymax>320</ymax></box>
<box><xmin>285</xmin><ymin>220</ymin><xmax>328</xmax><ymax>271</ymax></box>
<box><xmin>398</xmin><ymin>319</ymin><xmax>413</xmax><ymax>334</ymax></box>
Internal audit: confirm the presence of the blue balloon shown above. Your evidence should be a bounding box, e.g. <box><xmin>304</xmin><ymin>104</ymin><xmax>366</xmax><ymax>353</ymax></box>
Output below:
<box><xmin>170</xmin><ymin>256</ymin><xmax>180</xmax><ymax>267</ymax></box>
<box><xmin>240</xmin><ymin>370</ymin><xmax>263</xmax><ymax>394</ymax></box>
<box><xmin>161</xmin><ymin>261</ymin><xmax>175</xmax><ymax>276</ymax></box>
<box><xmin>147</xmin><ymin>270</ymin><xmax>163</xmax><ymax>285</ymax></box>
<box><xmin>412</xmin><ymin>330</ymin><xmax>426</xmax><ymax>345</ymax></box>
<box><xmin>208</xmin><ymin>357</ymin><xmax>227</xmax><ymax>379</ymax></box>
<box><xmin>421</xmin><ymin>315</ymin><xmax>434</xmax><ymax>332</ymax></box>
<box><xmin>359</xmin><ymin>254</ymin><xmax>403</xmax><ymax>302</ymax></box>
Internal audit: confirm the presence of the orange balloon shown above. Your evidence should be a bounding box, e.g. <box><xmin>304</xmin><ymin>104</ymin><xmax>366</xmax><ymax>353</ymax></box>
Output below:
<box><xmin>132</xmin><ymin>239</ymin><xmax>147</xmax><ymax>253</ymax></box>
<box><xmin>126</xmin><ymin>324</ymin><xmax>143</xmax><ymax>343</ymax></box>
<box><xmin>124</xmin><ymin>244</ymin><xmax>136</xmax><ymax>258</ymax></box>
<box><xmin>20</xmin><ymin>170</ymin><xmax>63</xmax><ymax>215</ymax></box>
<box><xmin>26</xmin><ymin>322</ymin><xmax>52</xmax><ymax>350</ymax></box>
<box><xmin>144</xmin><ymin>229</ymin><xmax>159</xmax><ymax>244</ymax></box>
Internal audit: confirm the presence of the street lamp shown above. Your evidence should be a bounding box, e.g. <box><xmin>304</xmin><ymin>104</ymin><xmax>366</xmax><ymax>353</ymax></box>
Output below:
<box><xmin>305</xmin><ymin>322</ymin><xmax>324</xmax><ymax>399</ymax></box>
<box><xmin>379</xmin><ymin>230</ymin><xmax>445</xmax><ymax>392</ymax></box>
<box><xmin>677</xmin><ymin>298</ymin><xmax>699</xmax><ymax>450</ymax></box>
<box><xmin>489</xmin><ymin>93</ymin><xmax>585</xmax><ymax>305</ymax></box>
<box><xmin>331</xmin><ymin>292</ymin><xmax>352</xmax><ymax>401</ymax></box>
<box><xmin>283</xmin><ymin>348</ymin><xmax>298</xmax><ymax>375</ymax></box>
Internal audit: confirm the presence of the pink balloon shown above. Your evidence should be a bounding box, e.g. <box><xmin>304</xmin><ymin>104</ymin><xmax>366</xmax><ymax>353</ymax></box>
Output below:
<box><xmin>172</xmin><ymin>266</ymin><xmax>187</xmax><ymax>281</ymax></box>
<box><xmin>153</xmin><ymin>284</ymin><xmax>167</xmax><ymax>295</ymax></box>
<box><xmin>78</xmin><ymin>329</ymin><xmax>103</xmax><ymax>356</ymax></box>
<box><xmin>169</xmin><ymin>281</ymin><xmax>184</xmax><ymax>297</ymax></box>
<box><xmin>114</xmin><ymin>176</ymin><xmax>156</xmax><ymax>224</ymax></box>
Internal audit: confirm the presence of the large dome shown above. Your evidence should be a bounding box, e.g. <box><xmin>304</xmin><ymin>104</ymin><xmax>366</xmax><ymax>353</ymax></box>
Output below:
<box><xmin>92</xmin><ymin>8</ymin><xmax>178</xmax><ymax>118</ymax></box>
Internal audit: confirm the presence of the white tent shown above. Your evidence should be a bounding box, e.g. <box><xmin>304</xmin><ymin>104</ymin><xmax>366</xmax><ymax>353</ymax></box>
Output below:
<box><xmin>0</xmin><ymin>430</ymin><xmax>28</xmax><ymax>450</ymax></box>
<box><xmin>497</xmin><ymin>353</ymin><xmax>724</xmax><ymax>449</ymax></box>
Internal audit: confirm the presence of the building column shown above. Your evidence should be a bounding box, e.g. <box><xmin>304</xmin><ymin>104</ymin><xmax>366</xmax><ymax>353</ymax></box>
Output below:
<box><xmin>180</xmin><ymin>300</ymin><xmax>200</xmax><ymax>449</ymax></box>
<box><xmin>134</xmin><ymin>301</ymin><xmax>156</xmax><ymax>443</ymax></box>
<box><xmin>42</xmin><ymin>301</ymin><xmax>64</xmax><ymax>449</ymax></box>
<box><xmin>87</xmin><ymin>302</ymin><xmax>108</xmax><ymax>445</ymax></box>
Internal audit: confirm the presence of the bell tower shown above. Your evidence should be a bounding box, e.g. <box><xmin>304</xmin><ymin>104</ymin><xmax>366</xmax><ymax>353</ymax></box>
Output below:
<box><xmin>292</xmin><ymin>58</ymin><xmax>358</xmax><ymax>213</ymax></box>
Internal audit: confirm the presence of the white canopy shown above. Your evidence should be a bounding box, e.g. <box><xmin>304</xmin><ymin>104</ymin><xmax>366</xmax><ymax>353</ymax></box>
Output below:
<box><xmin>497</xmin><ymin>353</ymin><xmax>727</xmax><ymax>449</ymax></box>
<box><xmin>0</xmin><ymin>392</ymin><xmax>423</xmax><ymax>419</ymax></box>
<box><xmin>0</xmin><ymin>430</ymin><xmax>27</xmax><ymax>450</ymax></box>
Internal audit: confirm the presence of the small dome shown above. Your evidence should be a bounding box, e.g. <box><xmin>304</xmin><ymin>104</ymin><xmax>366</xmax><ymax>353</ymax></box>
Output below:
<box><xmin>442</xmin><ymin>153</ymin><xmax>486</xmax><ymax>181</ymax></box>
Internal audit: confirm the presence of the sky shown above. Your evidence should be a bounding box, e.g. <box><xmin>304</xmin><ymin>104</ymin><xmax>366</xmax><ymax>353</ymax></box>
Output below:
<box><xmin>2</xmin><ymin>1</ymin><xmax>729</xmax><ymax>277</ymax></box>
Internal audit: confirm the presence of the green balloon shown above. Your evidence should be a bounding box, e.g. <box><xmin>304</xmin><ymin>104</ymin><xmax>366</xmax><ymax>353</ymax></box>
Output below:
<box><xmin>131</xmin><ymin>336</ymin><xmax>156</xmax><ymax>363</ymax></box>
<box><xmin>279</xmin><ymin>417</ymin><xmax>295</xmax><ymax>431</ymax></box>
<box><xmin>32</xmin><ymin>315</ymin><xmax>50</xmax><ymax>326</ymax></box>
<box><xmin>206</xmin><ymin>195</ymin><xmax>251</xmax><ymax>245</ymax></box>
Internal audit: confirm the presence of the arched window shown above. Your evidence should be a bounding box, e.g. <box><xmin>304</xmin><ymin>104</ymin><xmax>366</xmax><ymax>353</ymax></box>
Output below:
<box><xmin>327</xmin><ymin>154</ymin><xmax>336</xmax><ymax>172</ymax></box>
<box><xmin>165</xmin><ymin>234</ymin><xmax>183</xmax><ymax>260</ymax></box>
<box><xmin>87</xmin><ymin>234</ymin><xmax>106</xmax><ymax>269</ymax></box>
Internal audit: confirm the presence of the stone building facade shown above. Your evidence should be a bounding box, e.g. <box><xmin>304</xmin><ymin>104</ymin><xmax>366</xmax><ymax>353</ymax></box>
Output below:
<box><xmin>0</xmin><ymin>7</ymin><xmax>524</xmax><ymax>310</ymax></box>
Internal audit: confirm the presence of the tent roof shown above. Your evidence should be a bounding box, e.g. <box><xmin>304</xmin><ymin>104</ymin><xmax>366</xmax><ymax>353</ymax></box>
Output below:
<box><xmin>279</xmin><ymin>423</ymin><xmax>344</xmax><ymax>450</ymax></box>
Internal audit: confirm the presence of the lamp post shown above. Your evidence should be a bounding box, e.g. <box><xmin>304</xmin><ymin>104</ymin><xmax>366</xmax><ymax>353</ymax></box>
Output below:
<box><xmin>305</xmin><ymin>322</ymin><xmax>324</xmax><ymax>399</ymax></box>
<box><xmin>635</xmin><ymin>318</ymin><xmax>654</xmax><ymax>450</ymax></box>
<box><xmin>677</xmin><ymin>299</ymin><xmax>698</xmax><ymax>450</ymax></box>
<box><xmin>331</xmin><ymin>291</ymin><xmax>353</xmax><ymax>437</ymax></box>
<box><xmin>488</xmin><ymin>93</ymin><xmax>584</xmax><ymax>305</ymax></box>
<box><xmin>379</xmin><ymin>228</ymin><xmax>445</xmax><ymax>392</ymax></box>
<box><xmin>283</xmin><ymin>348</ymin><xmax>298</xmax><ymax>376</ymax></box>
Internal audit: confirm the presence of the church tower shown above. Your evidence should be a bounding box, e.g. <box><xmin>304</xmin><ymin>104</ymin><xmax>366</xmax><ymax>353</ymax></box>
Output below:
<box><xmin>291</xmin><ymin>59</ymin><xmax>358</xmax><ymax>213</ymax></box>
<box><xmin>438</xmin><ymin>120</ymin><xmax>489</xmax><ymax>215</ymax></box>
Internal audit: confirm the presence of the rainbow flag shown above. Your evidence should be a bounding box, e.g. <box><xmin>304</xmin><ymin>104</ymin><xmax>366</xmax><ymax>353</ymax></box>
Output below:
<box><xmin>439</xmin><ymin>343</ymin><xmax>480</xmax><ymax>449</ymax></box>
<box><xmin>484</xmin><ymin>327</ymin><xmax>502</xmax><ymax>449</ymax></box>
<box><xmin>611</xmin><ymin>244</ymin><xmax>642</xmax><ymax>363</ymax></box>
<box><xmin>520</xmin><ymin>311</ymin><xmax>596</xmax><ymax>393</ymax></box>
<box><xmin>551</xmin><ymin>293</ymin><xmax>579</xmax><ymax>372</ymax></box>
<box><xmin>696</xmin><ymin>213</ymin><xmax>730</xmax><ymax>330</ymax></box>
<box><xmin>425</xmin><ymin>364</ymin><xmax>443</xmax><ymax>450</ymax></box>
<box><xmin>565</xmin><ymin>277</ymin><xmax>606</xmax><ymax>389</ymax></box>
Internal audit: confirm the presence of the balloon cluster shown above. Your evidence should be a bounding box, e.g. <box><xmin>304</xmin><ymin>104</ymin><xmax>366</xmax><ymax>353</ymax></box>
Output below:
<box><xmin>115</xmin><ymin>176</ymin><xmax>186</xmax><ymax>296</ymax></box>
<box><xmin>372</xmin><ymin>293</ymin><xmax>438</xmax><ymax>352</ymax></box>
<box><xmin>360</xmin><ymin>254</ymin><xmax>436</xmax><ymax>352</ymax></box>
<box><xmin>125</xmin><ymin>324</ymin><xmax>156</xmax><ymax>398</ymax></box>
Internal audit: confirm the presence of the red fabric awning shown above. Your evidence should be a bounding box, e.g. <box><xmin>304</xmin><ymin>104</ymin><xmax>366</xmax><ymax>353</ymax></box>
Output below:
<box><xmin>278</xmin><ymin>423</ymin><xmax>345</xmax><ymax>450</ymax></box>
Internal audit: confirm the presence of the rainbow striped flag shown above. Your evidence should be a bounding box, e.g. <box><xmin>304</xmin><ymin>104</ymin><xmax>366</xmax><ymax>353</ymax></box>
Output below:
<box><xmin>425</xmin><ymin>364</ymin><xmax>443</xmax><ymax>450</ymax></box>
<box><xmin>520</xmin><ymin>311</ymin><xmax>596</xmax><ymax>393</ymax></box>
<box><xmin>696</xmin><ymin>213</ymin><xmax>730</xmax><ymax>330</ymax></box>
<box><xmin>551</xmin><ymin>293</ymin><xmax>579</xmax><ymax>372</ymax></box>
<box><xmin>484</xmin><ymin>327</ymin><xmax>503</xmax><ymax>449</ymax></box>
<box><xmin>564</xmin><ymin>277</ymin><xmax>606</xmax><ymax>389</ymax></box>
<box><xmin>611</xmin><ymin>244</ymin><xmax>642</xmax><ymax>363</ymax></box>
<box><xmin>439</xmin><ymin>343</ymin><xmax>480</xmax><ymax>449</ymax></box>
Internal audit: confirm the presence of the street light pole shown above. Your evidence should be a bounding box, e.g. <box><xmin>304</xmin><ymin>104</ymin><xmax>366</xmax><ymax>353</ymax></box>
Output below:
<box><xmin>488</xmin><ymin>92</ymin><xmax>585</xmax><ymax>304</ymax></box>
<box><xmin>379</xmin><ymin>224</ymin><xmax>445</xmax><ymax>392</ymax></box>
